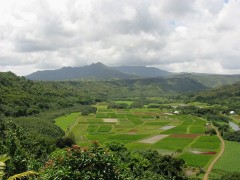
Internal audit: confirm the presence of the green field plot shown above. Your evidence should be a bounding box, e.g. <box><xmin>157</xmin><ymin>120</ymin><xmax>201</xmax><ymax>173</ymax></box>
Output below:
<box><xmin>174</xmin><ymin>115</ymin><xmax>193</xmax><ymax>124</ymax></box>
<box><xmin>71</xmin><ymin>123</ymin><xmax>88</xmax><ymax>142</ymax></box>
<box><xmin>55</xmin><ymin>112</ymin><xmax>79</xmax><ymax>131</ymax></box>
<box><xmin>152</xmin><ymin>137</ymin><xmax>194</xmax><ymax>150</ymax></box>
<box><xmin>114</xmin><ymin>101</ymin><xmax>133</xmax><ymax>105</ymax></box>
<box><xmin>95</xmin><ymin>113</ymin><xmax>109</xmax><ymax>118</ymax></box>
<box><xmin>190</xmin><ymin>135</ymin><xmax>220</xmax><ymax>150</ymax></box>
<box><xmin>180</xmin><ymin>152</ymin><xmax>214</xmax><ymax>167</ymax></box>
<box><xmin>87</xmin><ymin>134</ymin><xmax>109</xmax><ymax>144</ymax></box>
<box><xmin>86</xmin><ymin>125</ymin><xmax>99</xmax><ymax>132</ymax></box>
<box><xmin>116</xmin><ymin>114</ymin><xmax>127</xmax><ymax>118</ymax></box>
<box><xmin>213</xmin><ymin>141</ymin><xmax>240</xmax><ymax>172</ymax></box>
<box><xmin>144</xmin><ymin>121</ymin><xmax>169</xmax><ymax>126</ymax></box>
<box><xmin>125</xmin><ymin>114</ymin><xmax>143</xmax><ymax>125</ymax></box>
<box><xmin>118</xmin><ymin>118</ymin><xmax>134</xmax><ymax>126</ymax></box>
<box><xmin>189</xmin><ymin>125</ymin><xmax>205</xmax><ymax>134</ymax></box>
<box><xmin>106</xmin><ymin>113</ymin><xmax>117</xmax><ymax>118</ymax></box>
<box><xmin>97</xmin><ymin>125</ymin><xmax>112</xmax><ymax>132</ymax></box>
<box><xmin>108</xmin><ymin>134</ymin><xmax>148</xmax><ymax>143</ymax></box>
<box><xmin>163</xmin><ymin>125</ymin><xmax>188</xmax><ymax>134</ymax></box>
<box><xmin>141</xmin><ymin>115</ymin><xmax>155</xmax><ymax>119</ymax></box>
<box><xmin>177</xmin><ymin>115</ymin><xmax>206</xmax><ymax>126</ymax></box>
<box><xmin>125</xmin><ymin>142</ymin><xmax>152</xmax><ymax>150</ymax></box>
<box><xmin>97</xmin><ymin>109</ymin><xmax>114</xmax><ymax>112</ymax></box>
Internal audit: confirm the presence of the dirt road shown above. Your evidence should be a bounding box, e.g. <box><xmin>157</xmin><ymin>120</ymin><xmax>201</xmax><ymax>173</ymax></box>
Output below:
<box><xmin>203</xmin><ymin>126</ymin><xmax>225</xmax><ymax>180</ymax></box>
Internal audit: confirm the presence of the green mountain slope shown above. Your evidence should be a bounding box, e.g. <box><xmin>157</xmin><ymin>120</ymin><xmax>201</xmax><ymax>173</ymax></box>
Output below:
<box><xmin>26</xmin><ymin>62</ymin><xmax>138</xmax><ymax>81</ymax></box>
<box><xmin>113</xmin><ymin>65</ymin><xmax>171</xmax><ymax>77</ymax></box>
<box><xmin>192</xmin><ymin>81</ymin><xmax>240</xmax><ymax>112</ymax></box>
<box><xmin>173</xmin><ymin>73</ymin><xmax>240</xmax><ymax>88</ymax></box>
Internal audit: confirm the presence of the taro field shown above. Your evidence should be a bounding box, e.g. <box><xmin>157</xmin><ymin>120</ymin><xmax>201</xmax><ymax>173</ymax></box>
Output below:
<box><xmin>55</xmin><ymin>104</ymin><xmax>221</xmax><ymax>170</ymax></box>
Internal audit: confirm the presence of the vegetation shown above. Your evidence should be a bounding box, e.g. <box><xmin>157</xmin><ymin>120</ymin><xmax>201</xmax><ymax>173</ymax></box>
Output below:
<box><xmin>1</xmin><ymin>71</ymin><xmax>240</xmax><ymax>179</ymax></box>
<box><xmin>41</xmin><ymin>142</ymin><xmax>187</xmax><ymax>180</ymax></box>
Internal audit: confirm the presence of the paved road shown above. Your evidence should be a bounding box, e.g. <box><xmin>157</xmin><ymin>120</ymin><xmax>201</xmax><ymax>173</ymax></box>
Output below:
<box><xmin>203</xmin><ymin>126</ymin><xmax>225</xmax><ymax>180</ymax></box>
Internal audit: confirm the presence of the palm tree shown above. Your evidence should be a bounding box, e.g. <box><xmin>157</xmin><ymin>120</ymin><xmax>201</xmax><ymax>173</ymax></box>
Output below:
<box><xmin>0</xmin><ymin>154</ymin><xmax>9</xmax><ymax>180</ymax></box>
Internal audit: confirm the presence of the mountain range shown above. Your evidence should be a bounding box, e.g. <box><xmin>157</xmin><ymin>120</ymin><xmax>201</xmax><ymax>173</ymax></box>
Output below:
<box><xmin>25</xmin><ymin>62</ymin><xmax>171</xmax><ymax>81</ymax></box>
<box><xmin>26</xmin><ymin>62</ymin><xmax>240</xmax><ymax>88</ymax></box>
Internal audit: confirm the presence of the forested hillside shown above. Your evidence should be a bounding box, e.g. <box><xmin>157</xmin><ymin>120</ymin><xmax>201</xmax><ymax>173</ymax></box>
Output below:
<box><xmin>0</xmin><ymin>72</ymin><xmax>208</xmax><ymax>118</ymax></box>
<box><xmin>193</xmin><ymin>81</ymin><xmax>240</xmax><ymax>112</ymax></box>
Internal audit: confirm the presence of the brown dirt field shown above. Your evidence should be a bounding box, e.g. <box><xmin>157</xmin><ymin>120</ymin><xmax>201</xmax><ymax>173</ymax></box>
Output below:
<box><xmin>139</xmin><ymin>134</ymin><xmax>169</xmax><ymax>144</ymax></box>
<box><xmin>170</xmin><ymin>134</ymin><xmax>201</xmax><ymax>139</ymax></box>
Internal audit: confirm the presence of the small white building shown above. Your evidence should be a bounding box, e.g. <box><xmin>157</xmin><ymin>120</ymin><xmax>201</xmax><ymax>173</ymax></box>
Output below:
<box><xmin>173</xmin><ymin>111</ymin><xmax>180</xmax><ymax>115</ymax></box>
<box><xmin>230</xmin><ymin>111</ymin><xmax>236</xmax><ymax>115</ymax></box>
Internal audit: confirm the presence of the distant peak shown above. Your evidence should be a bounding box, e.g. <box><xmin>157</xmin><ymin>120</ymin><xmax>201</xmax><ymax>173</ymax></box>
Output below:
<box><xmin>89</xmin><ymin>62</ymin><xmax>108</xmax><ymax>69</ymax></box>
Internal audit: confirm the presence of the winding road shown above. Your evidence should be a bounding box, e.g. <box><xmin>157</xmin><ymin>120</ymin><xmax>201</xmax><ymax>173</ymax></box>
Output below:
<box><xmin>203</xmin><ymin>126</ymin><xmax>225</xmax><ymax>180</ymax></box>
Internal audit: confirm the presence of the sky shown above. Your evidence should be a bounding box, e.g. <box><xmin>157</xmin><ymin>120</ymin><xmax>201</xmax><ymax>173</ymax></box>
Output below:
<box><xmin>0</xmin><ymin>0</ymin><xmax>240</xmax><ymax>76</ymax></box>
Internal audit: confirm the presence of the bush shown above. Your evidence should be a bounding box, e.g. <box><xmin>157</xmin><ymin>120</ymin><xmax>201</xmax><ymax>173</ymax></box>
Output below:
<box><xmin>221</xmin><ymin>172</ymin><xmax>240</xmax><ymax>180</ymax></box>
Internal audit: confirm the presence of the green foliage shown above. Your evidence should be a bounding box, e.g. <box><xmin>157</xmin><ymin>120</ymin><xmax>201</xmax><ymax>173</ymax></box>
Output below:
<box><xmin>193</xmin><ymin>81</ymin><xmax>240</xmax><ymax>114</ymax></box>
<box><xmin>81</xmin><ymin>106</ymin><xmax>97</xmax><ymax>116</ymax></box>
<box><xmin>7</xmin><ymin>170</ymin><xmax>39</xmax><ymax>180</ymax></box>
<box><xmin>55</xmin><ymin>137</ymin><xmax>76</xmax><ymax>148</ymax></box>
<box><xmin>223</xmin><ymin>131</ymin><xmax>240</xmax><ymax>142</ymax></box>
<box><xmin>41</xmin><ymin>142</ymin><xmax>122</xmax><ymax>180</ymax></box>
<box><xmin>221</xmin><ymin>172</ymin><xmax>240</xmax><ymax>180</ymax></box>
<box><xmin>0</xmin><ymin>117</ymin><xmax>53</xmax><ymax>178</ymax></box>
<box><xmin>41</xmin><ymin>142</ymin><xmax>186</xmax><ymax>180</ymax></box>
<box><xmin>107</xmin><ymin>102</ymin><xmax>129</xmax><ymax>109</ymax></box>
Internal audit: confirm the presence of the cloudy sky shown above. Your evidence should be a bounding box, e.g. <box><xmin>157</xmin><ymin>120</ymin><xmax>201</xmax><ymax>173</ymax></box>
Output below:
<box><xmin>0</xmin><ymin>0</ymin><xmax>240</xmax><ymax>75</ymax></box>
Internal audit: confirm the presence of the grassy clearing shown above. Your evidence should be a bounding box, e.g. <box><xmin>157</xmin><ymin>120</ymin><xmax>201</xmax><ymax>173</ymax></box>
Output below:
<box><xmin>213</xmin><ymin>141</ymin><xmax>240</xmax><ymax>172</ymax></box>
<box><xmin>180</xmin><ymin>153</ymin><xmax>214</xmax><ymax>167</ymax></box>
<box><xmin>55</xmin><ymin>112</ymin><xmax>79</xmax><ymax>131</ymax></box>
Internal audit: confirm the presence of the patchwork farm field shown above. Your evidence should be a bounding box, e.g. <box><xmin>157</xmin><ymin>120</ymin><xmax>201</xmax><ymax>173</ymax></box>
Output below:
<box><xmin>55</xmin><ymin>104</ymin><xmax>221</xmax><ymax>170</ymax></box>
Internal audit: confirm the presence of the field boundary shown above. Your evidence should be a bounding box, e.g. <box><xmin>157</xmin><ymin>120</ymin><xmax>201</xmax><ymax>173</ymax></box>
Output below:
<box><xmin>66</xmin><ymin>117</ymin><xmax>79</xmax><ymax>136</ymax></box>
<box><xmin>203</xmin><ymin>125</ymin><xmax>225</xmax><ymax>180</ymax></box>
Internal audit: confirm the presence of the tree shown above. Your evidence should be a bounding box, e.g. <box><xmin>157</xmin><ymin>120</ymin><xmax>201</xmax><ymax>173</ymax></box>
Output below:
<box><xmin>41</xmin><ymin>142</ymin><xmax>122</xmax><ymax>180</ymax></box>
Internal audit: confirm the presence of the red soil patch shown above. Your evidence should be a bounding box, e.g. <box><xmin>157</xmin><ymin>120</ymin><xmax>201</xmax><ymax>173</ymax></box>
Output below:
<box><xmin>133</xmin><ymin>112</ymin><xmax>158</xmax><ymax>116</ymax></box>
<box><xmin>200</xmin><ymin>151</ymin><xmax>217</xmax><ymax>155</ymax></box>
<box><xmin>170</xmin><ymin>134</ymin><xmax>201</xmax><ymax>139</ymax></box>
<box><xmin>128</xmin><ymin>129</ymin><xmax>138</xmax><ymax>133</ymax></box>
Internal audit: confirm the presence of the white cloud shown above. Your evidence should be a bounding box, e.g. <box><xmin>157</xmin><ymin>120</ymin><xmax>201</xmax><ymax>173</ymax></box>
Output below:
<box><xmin>0</xmin><ymin>0</ymin><xmax>240</xmax><ymax>75</ymax></box>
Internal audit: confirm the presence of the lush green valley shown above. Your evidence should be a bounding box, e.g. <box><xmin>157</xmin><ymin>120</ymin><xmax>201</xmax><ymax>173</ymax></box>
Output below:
<box><xmin>1</xmin><ymin>71</ymin><xmax>240</xmax><ymax>180</ymax></box>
